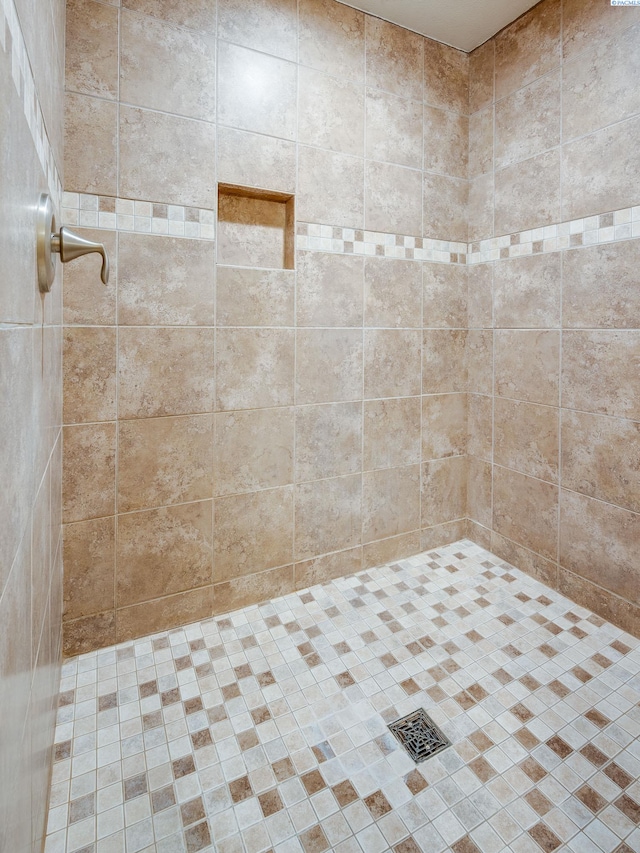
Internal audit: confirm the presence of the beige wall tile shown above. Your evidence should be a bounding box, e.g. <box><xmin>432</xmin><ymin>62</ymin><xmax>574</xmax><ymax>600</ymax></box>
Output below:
<box><xmin>423</xmin><ymin>173</ymin><xmax>468</xmax><ymax>242</ymax></box>
<box><xmin>118</xmin><ymin>414</ymin><xmax>214</xmax><ymax>513</ymax></box>
<box><xmin>421</xmin><ymin>456</ymin><xmax>467</xmax><ymax>527</ymax></box>
<box><xmin>217</xmin><ymin>41</ymin><xmax>296</xmax><ymax>140</ymax></box>
<box><xmin>65</xmin><ymin>0</ymin><xmax>118</xmax><ymax>98</ymax></box>
<box><xmin>365</xmin><ymin>17</ymin><xmax>423</xmax><ymax>101</ymax></box>
<box><xmin>215</xmin><ymin>408</ymin><xmax>294</xmax><ymax>495</ymax></box>
<box><xmin>494</xmin><ymin>253</ymin><xmax>561</xmax><ymax>329</ymax></box>
<box><xmin>121</xmin><ymin>0</ymin><xmax>216</xmax><ymax>32</ymax></box>
<box><xmin>494</xmin><ymin>150</ymin><xmax>561</xmax><ymax>235</ymax></box>
<box><xmin>217</xmin><ymin>127</ymin><xmax>296</xmax><ymax>194</ymax></box>
<box><xmin>467</xmin><ymin>456</ymin><xmax>492</xmax><ymax>528</ymax></box>
<box><xmin>365</xmin><ymin>89</ymin><xmax>423</xmax><ymax>169</ymax></box>
<box><xmin>296</xmin><ymin>329</ymin><xmax>362</xmax><ymax>405</ymax></box>
<box><xmin>118</xmin><ymin>234</ymin><xmax>215</xmax><ymax>326</ymax></box>
<box><xmin>363</xmin><ymin>531</ymin><xmax>420</xmax><ymax>569</ymax></box>
<box><xmin>296</xmin><ymin>402</ymin><xmax>362</xmax><ymax>482</ymax></box>
<box><xmin>421</xmin><ymin>518</ymin><xmax>467</xmax><ymax>549</ymax></box>
<box><xmin>64</xmin><ymin>93</ymin><xmax>117</xmax><ymax>195</ymax></box>
<box><xmin>469</xmin><ymin>106</ymin><xmax>493</xmax><ymax>178</ymax></box>
<box><xmin>213</xmin><ymin>566</ymin><xmax>294</xmax><ymax>614</ymax></box>
<box><xmin>494</xmin><ymin>0</ymin><xmax>561</xmax><ymax>100</ymax></box>
<box><xmin>365</xmin><ymin>257</ymin><xmax>422</xmax><ymax>329</ymax></box>
<box><xmin>424</xmin><ymin>38</ymin><xmax>469</xmax><ymax>114</ymax></box>
<box><xmin>422</xmin><ymin>393</ymin><xmax>467</xmax><ymax>461</ymax></box>
<box><xmin>63</xmin><ymin>517</ymin><xmax>115</xmax><ymax>620</ymax></box>
<box><xmin>63</xmin><ymin>423</ymin><xmax>116</xmax><ymax>523</ymax></box>
<box><xmin>466</xmin><ymin>329</ymin><xmax>493</xmax><ymax>396</ymax></box>
<box><xmin>422</xmin><ymin>329</ymin><xmax>467</xmax><ymax>394</ymax></box>
<box><xmin>364</xmin><ymin>397</ymin><xmax>421</xmax><ymax>470</ymax></box>
<box><xmin>468</xmin><ymin>394</ymin><xmax>492</xmax><ymax>461</ymax></box>
<box><xmin>294</xmin><ymin>474</ymin><xmax>362</xmax><ymax>560</ymax></box>
<box><xmin>217</xmin><ymin>195</ymin><xmax>288</xmax><ymax>269</ymax></box>
<box><xmin>467</xmin><ymin>518</ymin><xmax>491</xmax><ymax>549</ymax></box>
<box><xmin>298</xmin><ymin>66</ymin><xmax>364</xmax><ymax>156</ymax></box>
<box><xmin>467</xmin><ymin>263</ymin><xmax>493</xmax><ymax>330</ymax></box>
<box><xmin>562</xmin><ymin>331</ymin><xmax>640</xmax><ymax>420</ymax></box>
<box><xmin>495</xmin><ymin>72</ymin><xmax>560</xmax><ymax>169</ymax></box>
<box><xmin>490</xmin><ymin>531</ymin><xmax>557</xmax><ymax>587</ymax></box>
<box><xmin>469</xmin><ymin>39</ymin><xmax>494</xmax><ymax>113</ymax></box>
<box><xmin>120</xmin><ymin>9</ymin><xmax>216</xmax><ymax>121</ymax></box>
<box><xmin>296</xmin><ymin>547</ymin><xmax>362</xmax><ymax>589</ymax></box>
<box><xmin>216</xmin><ymin>328</ymin><xmax>294</xmax><ymax>411</ymax></box>
<box><xmin>557</xmin><ymin>565</ymin><xmax>640</xmax><ymax>638</ymax></box>
<box><xmin>117</xmin><ymin>501</ymin><xmax>213</xmax><ymax>606</ymax></box>
<box><xmin>494</xmin><ymin>398</ymin><xmax>559</xmax><ymax>484</ymax></box>
<box><xmin>365</xmin><ymin>161</ymin><xmax>423</xmax><ymax>236</ymax></box>
<box><xmin>119</xmin><ymin>327</ymin><xmax>215</xmax><ymax>418</ymax></box>
<box><xmin>63</xmin><ymin>229</ymin><xmax>116</xmax><ymax>325</ymax></box>
<box><xmin>214</xmin><ymin>487</ymin><xmax>293</xmax><ymax>581</ymax></box>
<box><xmin>63</xmin><ymin>611</ymin><xmax>116</xmax><ymax>656</ymax></box>
<box><xmin>297</xmin><ymin>146</ymin><xmax>364</xmax><ymax>228</ymax></box>
<box><xmin>563</xmin><ymin>240</ymin><xmax>640</xmax><ymax>329</ymax></box>
<box><xmin>296</xmin><ymin>252</ymin><xmax>363</xmax><ymax>328</ymax></box>
<box><xmin>560</xmin><ymin>489</ymin><xmax>640</xmax><ymax>605</ymax></box>
<box><xmin>217</xmin><ymin>0</ymin><xmax>297</xmax><ymax>60</ymax></box>
<box><xmin>63</xmin><ymin>327</ymin><xmax>116</xmax><ymax>424</ymax></box>
<box><xmin>117</xmin><ymin>585</ymin><xmax>215</xmax><ymax>643</ymax></box>
<box><xmin>364</xmin><ymin>329</ymin><xmax>421</xmax><ymax>399</ymax></box>
<box><xmin>217</xmin><ymin>267</ymin><xmax>294</xmax><ymax>327</ymax></box>
<box><xmin>493</xmin><ymin>465</ymin><xmax>558</xmax><ymax>560</ymax></box>
<box><xmin>562</xmin><ymin>0</ymin><xmax>636</xmax><ymax>60</ymax></box>
<box><xmin>363</xmin><ymin>464</ymin><xmax>421</xmax><ymax>543</ymax></box>
<box><xmin>495</xmin><ymin>330</ymin><xmax>559</xmax><ymax>406</ymax></box>
<box><xmin>298</xmin><ymin>0</ymin><xmax>364</xmax><ymax>83</ymax></box>
<box><xmin>424</xmin><ymin>107</ymin><xmax>468</xmax><ymax>179</ymax></box>
<box><xmin>119</xmin><ymin>106</ymin><xmax>216</xmax><ymax>208</ymax></box>
<box><xmin>423</xmin><ymin>263</ymin><xmax>467</xmax><ymax>329</ymax></box>
<box><xmin>468</xmin><ymin>173</ymin><xmax>494</xmax><ymax>242</ymax></box>
<box><xmin>561</xmin><ymin>410</ymin><xmax>640</xmax><ymax>513</ymax></box>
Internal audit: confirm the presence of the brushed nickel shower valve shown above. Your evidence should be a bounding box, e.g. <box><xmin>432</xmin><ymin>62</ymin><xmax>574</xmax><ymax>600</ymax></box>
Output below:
<box><xmin>37</xmin><ymin>193</ymin><xmax>110</xmax><ymax>292</ymax></box>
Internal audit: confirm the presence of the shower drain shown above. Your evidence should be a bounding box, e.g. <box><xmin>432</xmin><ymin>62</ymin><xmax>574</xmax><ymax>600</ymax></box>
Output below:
<box><xmin>388</xmin><ymin>708</ymin><xmax>451</xmax><ymax>763</ymax></box>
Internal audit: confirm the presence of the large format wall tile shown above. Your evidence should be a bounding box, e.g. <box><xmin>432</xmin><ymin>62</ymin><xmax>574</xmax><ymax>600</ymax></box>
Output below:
<box><xmin>298</xmin><ymin>66</ymin><xmax>364</xmax><ymax>156</ymax></box>
<box><xmin>494</xmin><ymin>398</ymin><xmax>559</xmax><ymax>484</ymax></box>
<box><xmin>63</xmin><ymin>517</ymin><xmax>115</xmax><ymax>620</ymax></box>
<box><xmin>122</xmin><ymin>0</ymin><xmax>217</xmax><ymax>32</ymax></box>
<box><xmin>364</xmin><ymin>329</ymin><xmax>422</xmax><ymax>399</ymax></box>
<box><xmin>424</xmin><ymin>107</ymin><xmax>468</xmax><ymax>179</ymax></box>
<box><xmin>494</xmin><ymin>0</ymin><xmax>561</xmax><ymax>100</ymax></box>
<box><xmin>363</xmin><ymin>464</ymin><xmax>421</xmax><ymax>543</ymax></box>
<box><xmin>217</xmin><ymin>127</ymin><xmax>296</xmax><ymax>194</ymax></box>
<box><xmin>365</xmin><ymin>161</ymin><xmax>423</xmax><ymax>236</ymax></box>
<box><xmin>423</xmin><ymin>38</ymin><xmax>469</xmax><ymax>114</ymax></box>
<box><xmin>421</xmin><ymin>456</ymin><xmax>466</xmax><ymax>527</ymax></box>
<box><xmin>297</xmin><ymin>252</ymin><xmax>363</xmax><ymax>328</ymax></box>
<box><xmin>65</xmin><ymin>0</ymin><xmax>118</xmax><ymax>98</ymax></box>
<box><xmin>493</xmin><ymin>466</ymin><xmax>558</xmax><ymax>561</ymax></box>
<box><xmin>297</xmin><ymin>146</ymin><xmax>364</xmax><ymax>228</ymax></box>
<box><xmin>296</xmin><ymin>329</ymin><xmax>362</xmax><ymax>405</ymax></box>
<box><xmin>64</xmin><ymin>93</ymin><xmax>117</xmax><ymax>195</ymax></box>
<box><xmin>493</xmin><ymin>253</ymin><xmax>561</xmax><ymax>329</ymax></box>
<box><xmin>216</xmin><ymin>329</ymin><xmax>294</xmax><ymax>411</ymax></box>
<box><xmin>423</xmin><ymin>264</ymin><xmax>467</xmax><ymax>329</ymax></box>
<box><xmin>63</xmin><ymin>424</ymin><xmax>116</xmax><ymax>523</ymax></box>
<box><xmin>365</xmin><ymin>89</ymin><xmax>423</xmax><ymax>169</ymax></box>
<box><xmin>365</xmin><ymin>257</ymin><xmax>422</xmax><ymax>329</ymax></box>
<box><xmin>365</xmin><ymin>16</ymin><xmax>423</xmax><ymax>101</ymax></box>
<box><xmin>217</xmin><ymin>0</ymin><xmax>297</xmax><ymax>60</ymax></box>
<box><xmin>494</xmin><ymin>150</ymin><xmax>561</xmax><ymax>235</ymax></box>
<box><xmin>63</xmin><ymin>327</ymin><xmax>116</xmax><ymax>423</ymax></box>
<box><xmin>294</xmin><ymin>474</ymin><xmax>362</xmax><ymax>560</ymax></box>
<box><xmin>296</xmin><ymin>402</ymin><xmax>362</xmax><ymax>481</ymax></box>
<box><xmin>297</xmin><ymin>0</ymin><xmax>364</xmax><ymax>83</ymax></box>
<box><xmin>495</xmin><ymin>330</ymin><xmax>560</xmax><ymax>407</ymax></box>
<box><xmin>494</xmin><ymin>72</ymin><xmax>560</xmax><ymax>169</ymax></box>
<box><xmin>364</xmin><ymin>397</ymin><xmax>421</xmax><ymax>470</ymax></box>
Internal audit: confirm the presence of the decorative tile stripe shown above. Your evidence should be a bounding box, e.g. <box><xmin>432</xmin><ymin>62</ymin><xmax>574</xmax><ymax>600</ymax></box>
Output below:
<box><xmin>61</xmin><ymin>193</ymin><xmax>216</xmax><ymax>240</ymax></box>
<box><xmin>1</xmin><ymin>0</ymin><xmax>62</xmax><ymax>204</ymax></box>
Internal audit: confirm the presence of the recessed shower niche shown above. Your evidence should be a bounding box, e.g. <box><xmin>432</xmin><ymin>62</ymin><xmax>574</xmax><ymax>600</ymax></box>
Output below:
<box><xmin>217</xmin><ymin>183</ymin><xmax>295</xmax><ymax>269</ymax></box>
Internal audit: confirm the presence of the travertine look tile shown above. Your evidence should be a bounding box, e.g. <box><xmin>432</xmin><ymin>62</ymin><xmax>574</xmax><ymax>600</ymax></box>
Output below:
<box><xmin>63</xmin><ymin>327</ymin><xmax>116</xmax><ymax>424</ymax></box>
<box><xmin>495</xmin><ymin>330</ymin><xmax>560</xmax><ymax>406</ymax></box>
<box><xmin>423</xmin><ymin>173</ymin><xmax>468</xmax><ymax>242</ymax></box>
<box><xmin>560</xmin><ymin>489</ymin><xmax>640</xmax><ymax>605</ymax></box>
<box><xmin>119</xmin><ymin>327</ymin><xmax>215</xmax><ymax>418</ymax></box>
<box><xmin>216</xmin><ymin>329</ymin><xmax>294</xmax><ymax>411</ymax></box>
<box><xmin>120</xmin><ymin>9</ymin><xmax>216</xmax><ymax>121</ymax></box>
<box><xmin>494</xmin><ymin>0</ymin><xmax>561</xmax><ymax>100</ymax></box>
<box><xmin>364</xmin><ymin>397</ymin><xmax>421</xmax><ymax>470</ymax></box>
<box><xmin>215</xmin><ymin>408</ymin><xmax>293</xmax><ymax>495</ymax></box>
<box><xmin>217</xmin><ymin>195</ymin><xmax>288</xmax><ymax>269</ymax></box>
<box><xmin>494</xmin><ymin>398</ymin><xmax>559</xmax><ymax>484</ymax></box>
<box><xmin>117</xmin><ymin>502</ymin><xmax>213</xmax><ymax>607</ymax></box>
<box><xmin>297</xmin><ymin>146</ymin><xmax>364</xmax><ymax>228</ymax></box>
<box><xmin>217</xmin><ymin>267</ymin><xmax>294</xmax><ymax>327</ymax></box>
<box><xmin>563</xmin><ymin>240</ymin><xmax>640</xmax><ymax>329</ymax></box>
<box><xmin>298</xmin><ymin>0</ymin><xmax>365</xmax><ymax>83</ymax></box>
<box><xmin>467</xmin><ymin>517</ymin><xmax>491</xmax><ymax>547</ymax></box>
<box><xmin>62</xmin><ymin>423</ymin><xmax>116</xmax><ymax>523</ymax></box>
<box><xmin>562</xmin><ymin>0</ymin><xmax>636</xmax><ymax>60</ymax></box>
<box><xmin>468</xmin><ymin>172</ymin><xmax>494</xmax><ymax>242</ymax></box>
<box><xmin>295</xmin><ymin>547</ymin><xmax>362</xmax><ymax>589</ymax></box>
<box><xmin>296</xmin><ymin>252</ymin><xmax>363</xmax><ymax>328</ymax></box>
<box><xmin>421</xmin><ymin>519</ymin><xmax>467</xmax><ymax>548</ymax></box>
<box><xmin>217</xmin><ymin>127</ymin><xmax>296</xmax><ymax>194</ymax></box>
<box><xmin>217</xmin><ymin>41</ymin><xmax>296</xmax><ymax>140</ymax></box>
<box><xmin>298</xmin><ymin>66</ymin><xmax>364</xmax><ymax>156</ymax></box>
<box><xmin>217</xmin><ymin>0</ymin><xmax>297</xmax><ymax>60</ymax></box>
<box><xmin>469</xmin><ymin>38</ymin><xmax>494</xmax><ymax>113</ymax></box>
<box><xmin>422</xmin><ymin>329</ymin><xmax>467</xmax><ymax>393</ymax></box>
<box><xmin>214</xmin><ymin>487</ymin><xmax>293</xmax><ymax>580</ymax></box>
<box><xmin>296</xmin><ymin>402</ymin><xmax>362</xmax><ymax>481</ymax></box>
<box><xmin>422</xmin><ymin>394</ymin><xmax>467</xmax><ymax>460</ymax></box>
<box><xmin>467</xmin><ymin>456</ymin><xmax>492</xmax><ymax>528</ymax></box>
<box><xmin>117</xmin><ymin>585</ymin><xmax>215</xmax><ymax>643</ymax></box>
<box><xmin>468</xmin><ymin>106</ymin><xmax>493</xmax><ymax>178</ymax></box>
<box><xmin>562</xmin><ymin>331</ymin><xmax>640</xmax><ymax>420</ymax></box>
<box><xmin>119</xmin><ymin>106</ymin><xmax>217</xmax><ymax>208</ymax></box>
<box><xmin>118</xmin><ymin>415</ymin><xmax>214</xmax><ymax>513</ymax></box>
<box><xmin>466</xmin><ymin>329</ymin><xmax>493</xmax><ymax>396</ymax></box>
<box><xmin>362</xmin><ymin>531</ymin><xmax>421</xmax><ymax>569</ymax></box>
<box><xmin>214</xmin><ymin>566</ymin><xmax>294</xmax><ymax>614</ymax></box>
<box><xmin>63</xmin><ymin>229</ymin><xmax>116</xmax><ymax>325</ymax></box>
<box><xmin>494</xmin><ymin>253</ymin><xmax>561</xmax><ymax>329</ymax></box>
<box><xmin>365</xmin><ymin>89</ymin><xmax>423</xmax><ymax>169</ymax></box>
<box><xmin>490</xmin><ymin>531</ymin><xmax>557</xmax><ymax>587</ymax></box>
<box><xmin>495</xmin><ymin>72</ymin><xmax>561</xmax><ymax>169</ymax></box>
<box><xmin>556</xmin><ymin>563</ymin><xmax>640</xmax><ymax>637</ymax></box>
<box><xmin>296</xmin><ymin>329</ymin><xmax>362</xmax><ymax>405</ymax></box>
<box><xmin>421</xmin><ymin>456</ymin><xmax>467</xmax><ymax>527</ymax></box>
<box><xmin>64</xmin><ymin>93</ymin><xmax>117</xmax><ymax>195</ymax></box>
<box><xmin>118</xmin><ymin>234</ymin><xmax>215</xmax><ymax>326</ymax></box>
<box><xmin>364</xmin><ymin>329</ymin><xmax>421</xmax><ymax>399</ymax></box>
<box><xmin>63</xmin><ymin>611</ymin><xmax>116</xmax><ymax>656</ymax></box>
<box><xmin>493</xmin><ymin>466</ymin><xmax>558</xmax><ymax>560</ymax></box>
<box><xmin>495</xmin><ymin>150</ymin><xmax>561</xmax><ymax>235</ymax></box>
<box><xmin>423</xmin><ymin>263</ymin><xmax>467</xmax><ymax>329</ymax></box>
<box><xmin>63</xmin><ymin>517</ymin><xmax>115</xmax><ymax>620</ymax></box>
<box><xmin>365</xmin><ymin>17</ymin><xmax>423</xmax><ymax>101</ymax></box>
<box><xmin>467</xmin><ymin>263</ymin><xmax>493</xmax><ymax>330</ymax></box>
<box><xmin>294</xmin><ymin>474</ymin><xmax>362</xmax><ymax>560</ymax></box>
<box><xmin>561</xmin><ymin>410</ymin><xmax>640</xmax><ymax>513</ymax></box>
<box><xmin>365</xmin><ymin>161</ymin><xmax>423</xmax><ymax>236</ymax></box>
<box><xmin>363</xmin><ymin>464</ymin><xmax>421</xmax><ymax>543</ymax></box>
<box><xmin>468</xmin><ymin>393</ymin><xmax>492</xmax><ymax>461</ymax></box>
<box><xmin>424</xmin><ymin>107</ymin><xmax>468</xmax><ymax>179</ymax></box>
<box><xmin>65</xmin><ymin>0</ymin><xmax>118</xmax><ymax>98</ymax></box>
<box><xmin>424</xmin><ymin>38</ymin><xmax>469</xmax><ymax>114</ymax></box>
<box><xmin>121</xmin><ymin>0</ymin><xmax>216</xmax><ymax>32</ymax></box>
<box><xmin>365</xmin><ymin>257</ymin><xmax>422</xmax><ymax>328</ymax></box>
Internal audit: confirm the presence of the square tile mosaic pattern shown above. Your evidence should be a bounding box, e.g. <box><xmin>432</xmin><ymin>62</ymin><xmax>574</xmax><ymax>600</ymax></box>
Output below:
<box><xmin>45</xmin><ymin>540</ymin><xmax>640</xmax><ymax>853</ymax></box>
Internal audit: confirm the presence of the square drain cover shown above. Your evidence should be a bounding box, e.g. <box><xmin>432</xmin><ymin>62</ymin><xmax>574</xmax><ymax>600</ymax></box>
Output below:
<box><xmin>388</xmin><ymin>708</ymin><xmax>450</xmax><ymax>763</ymax></box>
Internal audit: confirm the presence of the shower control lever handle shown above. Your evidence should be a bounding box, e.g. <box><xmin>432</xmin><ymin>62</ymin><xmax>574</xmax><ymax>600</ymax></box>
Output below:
<box><xmin>53</xmin><ymin>227</ymin><xmax>110</xmax><ymax>285</ymax></box>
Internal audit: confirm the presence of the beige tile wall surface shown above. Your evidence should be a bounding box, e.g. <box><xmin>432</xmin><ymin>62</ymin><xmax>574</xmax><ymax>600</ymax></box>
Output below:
<box><xmin>62</xmin><ymin>0</ymin><xmax>640</xmax><ymax>655</ymax></box>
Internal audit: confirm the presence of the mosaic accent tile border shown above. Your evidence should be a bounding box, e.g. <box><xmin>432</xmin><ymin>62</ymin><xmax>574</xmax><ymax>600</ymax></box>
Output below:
<box><xmin>1</xmin><ymin>0</ymin><xmax>62</xmax><ymax>204</ymax></box>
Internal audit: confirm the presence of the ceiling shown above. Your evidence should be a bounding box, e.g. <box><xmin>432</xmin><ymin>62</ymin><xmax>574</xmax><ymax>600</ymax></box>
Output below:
<box><xmin>338</xmin><ymin>0</ymin><xmax>541</xmax><ymax>52</ymax></box>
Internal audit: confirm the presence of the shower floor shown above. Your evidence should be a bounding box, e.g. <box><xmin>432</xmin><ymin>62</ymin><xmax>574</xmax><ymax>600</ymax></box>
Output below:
<box><xmin>44</xmin><ymin>541</ymin><xmax>640</xmax><ymax>853</ymax></box>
